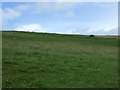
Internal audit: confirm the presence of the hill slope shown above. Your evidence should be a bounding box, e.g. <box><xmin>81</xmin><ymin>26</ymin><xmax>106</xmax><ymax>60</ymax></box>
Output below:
<box><xmin>2</xmin><ymin>31</ymin><xmax>118</xmax><ymax>88</ymax></box>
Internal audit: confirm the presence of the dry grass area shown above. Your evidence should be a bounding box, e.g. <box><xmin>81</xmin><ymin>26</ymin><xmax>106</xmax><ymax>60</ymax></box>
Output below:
<box><xmin>95</xmin><ymin>35</ymin><xmax>120</xmax><ymax>39</ymax></box>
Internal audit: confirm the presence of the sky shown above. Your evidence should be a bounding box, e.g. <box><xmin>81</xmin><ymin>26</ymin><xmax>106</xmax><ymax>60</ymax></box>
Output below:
<box><xmin>0</xmin><ymin>2</ymin><xmax>118</xmax><ymax>35</ymax></box>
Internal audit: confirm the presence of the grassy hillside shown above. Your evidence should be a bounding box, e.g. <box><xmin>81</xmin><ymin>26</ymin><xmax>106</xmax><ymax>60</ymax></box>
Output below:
<box><xmin>2</xmin><ymin>31</ymin><xmax>118</xmax><ymax>88</ymax></box>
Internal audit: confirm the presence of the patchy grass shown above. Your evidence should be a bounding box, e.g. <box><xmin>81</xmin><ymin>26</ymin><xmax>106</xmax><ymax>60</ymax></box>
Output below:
<box><xmin>2</xmin><ymin>31</ymin><xmax>118</xmax><ymax>88</ymax></box>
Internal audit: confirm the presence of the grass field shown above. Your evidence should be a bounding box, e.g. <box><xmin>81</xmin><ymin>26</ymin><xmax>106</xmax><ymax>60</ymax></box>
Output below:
<box><xmin>2</xmin><ymin>31</ymin><xmax>118</xmax><ymax>88</ymax></box>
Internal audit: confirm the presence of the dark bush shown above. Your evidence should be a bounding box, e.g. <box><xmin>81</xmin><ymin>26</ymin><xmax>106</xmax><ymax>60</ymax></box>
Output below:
<box><xmin>89</xmin><ymin>35</ymin><xmax>95</xmax><ymax>37</ymax></box>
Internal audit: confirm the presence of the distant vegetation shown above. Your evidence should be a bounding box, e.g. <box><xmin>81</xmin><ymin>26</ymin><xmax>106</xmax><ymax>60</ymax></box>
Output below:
<box><xmin>2</xmin><ymin>31</ymin><xmax>118</xmax><ymax>88</ymax></box>
<box><xmin>89</xmin><ymin>35</ymin><xmax>95</xmax><ymax>37</ymax></box>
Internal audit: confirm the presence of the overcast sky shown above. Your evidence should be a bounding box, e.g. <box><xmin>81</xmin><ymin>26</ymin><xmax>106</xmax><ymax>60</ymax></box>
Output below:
<box><xmin>1</xmin><ymin>2</ymin><xmax>118</xmax><ymax>35</ymax></box>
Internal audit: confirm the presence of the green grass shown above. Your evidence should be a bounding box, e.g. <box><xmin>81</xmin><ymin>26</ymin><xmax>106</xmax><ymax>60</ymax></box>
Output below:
<box><xmin>2</xmin><ymin>31</ymin><xmax>118</xmax><ymax>88</ymax></box>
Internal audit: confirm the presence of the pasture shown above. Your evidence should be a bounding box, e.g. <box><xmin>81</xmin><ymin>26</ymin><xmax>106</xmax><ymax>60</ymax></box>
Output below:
<box><xmin>2</xmin><ymin>31</ymin><xmax>118</xmax><ymax>88</ymax></box>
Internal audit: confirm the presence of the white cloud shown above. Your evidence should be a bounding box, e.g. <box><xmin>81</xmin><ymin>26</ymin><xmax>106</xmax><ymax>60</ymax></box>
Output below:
<box><xmin>65</xmin><ymin>11</ymin><xmax>75</xmax><ymax>17</ymax></box>
<box><xmin>0</xmin><ymin>8</ymin><xmax>2</xmax><ymax>28</ymax></box>
<box><xmin>92</xmin><ymin>27</ymin><xmax>118</xmax><ymax>35</ymax></box>
<box><xmin>15</xmin><ymin>24</ymin><xmax>47</xmax><ymax>32</ymax></box>
<box><xmin>106</xmin><ymin>27</ymin><xmax>118</xmax><ymax>35</ymax></box>
<box><xmin>37</xmin><ymin>2</ymin><xmax>79</xmax><ymax>11</ymax></box>
<box><xmin>66</xmin><ymin>27</ymin><xmax>118</xmax><ymax>35</ymax></box>
<box><xmin>16</xmin><ymin>4</ymin><xmax>30</xmax><ymax>11</ymax></box>
<box><xmin>14</xmin><ymin>24</ymin><xmax>118</xmax><ymax>35</ymax></box>
<box><xmin>3</xmin><ymin>8</ymin><xmax>21</xmax><ymax>20</ymax></box>
<box><xmin>2</xmin><ymin>4</ymin><xmax>30</xmax><ymax>21</ymax></box>
<box><xmin>1</xmin><ymin>4</ymin><xmax>30</xmax><ymax>29</ymax></box>
<box><xmin>93</xmin><ymin>2</ymin><xmax>118</xmax><ymax>8</ymax></box>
